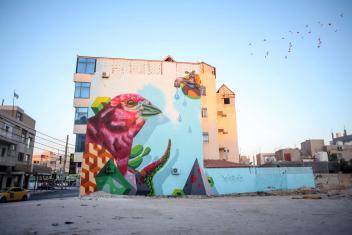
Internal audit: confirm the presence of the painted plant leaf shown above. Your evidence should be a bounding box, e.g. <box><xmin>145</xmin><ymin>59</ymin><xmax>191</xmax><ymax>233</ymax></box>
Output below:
<box><xmin>128</xmin><ymin>156</ymin><xmax>144</xmax><ymax>169</ymax></box>
<box><xmin>130</xmin><ymin>145</ymin><xmax>144</xmax><ymax>159</ymax></box>
<box><xmin>128</xmin><ymin>146</ymin><xmax>151</xmax><ymax>169</ymax></box>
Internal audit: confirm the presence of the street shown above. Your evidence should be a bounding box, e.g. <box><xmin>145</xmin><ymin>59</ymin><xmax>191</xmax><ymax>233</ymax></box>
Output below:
<box><xmin>29</xmin><ymin>187</ymin><xmax>79</xmax><ymax>201</ymax></box>
<box><xmin>1</xmin><ymin>193</ymin><xmax>352</xmax><ymax>235</ymax></box>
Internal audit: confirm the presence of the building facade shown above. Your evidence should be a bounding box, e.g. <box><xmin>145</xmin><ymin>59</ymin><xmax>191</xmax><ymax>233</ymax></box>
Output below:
<box><xmin>72</xmin><ymin>55</ymin><xmax>240</xmax><ymax>196</ymax></box>
<box><xmin>301</xmin><ymin>139</ymin><xmax>325</xmax><ymax>158</ymax></box>
<box><xmin>331</xmin><ymin>129</ymin><xmax>352</xmax><ymax>145</ymax></box>
<box><xmin>72</xmin><ymin>56</ymin><xmax>241</xmax><ymax>168</ymax></box>
<box><xmin>324</xmin><ymin>144</ymin><xmax>352</xmax><ymax>162</ymax></box>
<box><xmin>216</xmin><ymin>84</ymin><xmax>240</xmax><ymax>162</ymax></box>
<box><xmin>32</xmin><ymin>150</ymin><xmax>70</xmax><ymax>175</ymax></box>
<box><xmin>0</xmin><ymin>105</ymin><xmax>36</xmax><ymax>189</ymax></box>
<box><xmin>275</xmin><ymin>148</ymin><xmax>300</xmax><ymax>162</ymax></box>
<box><xmin>256</xmin><ymin>153</ymin><xmax>276</xmax><ymax>165</ymax></box>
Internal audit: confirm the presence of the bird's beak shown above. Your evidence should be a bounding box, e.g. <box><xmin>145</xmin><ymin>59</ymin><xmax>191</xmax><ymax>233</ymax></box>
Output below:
<box><xmin>141</xmin><ymin>101</ymin><xmax>162</xmax><ymax>118</ymax></box>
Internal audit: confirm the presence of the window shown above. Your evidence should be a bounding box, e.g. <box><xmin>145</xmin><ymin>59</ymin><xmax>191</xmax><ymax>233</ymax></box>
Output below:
<box><xmin>27</xmin><ymin>137</ymin><xmax>33</xmax><ymax>148</ymax></box>
<box><xmin>1</xmin><ymin>148</ymin><xmax>6</xmax><ymax>157</ymax></box>
<box><xmin>76</xmin><ymin>57</ymin><xmax>96</xmax><ymax>74</ymax></box>
<box><xmin>5</xmin><ymin>124</ymin><xmax>11</xmax><ymax>132</ymax></box>
<box><xmin>16</xmin><ymin>112</ymin><xmax>23</xmax><ymax>121</ymax></box>
<box><xmin>203</xmin><ymin>132</ymin><xmax>209</xmax><ymax>143</ymax></box>
<box><xmin>75</xmin><ymin>134</ymin><xmax>86</xmax><ymax>152</ymax></box>
<box><xmin>11</xmin><ymin>188</ymin><xmax>23</xmax><ymax>192</ymax></box>
<box><xmin>9</xmin><ymin>144</ymin><xmax>16</xmax><ymax>151</ymax></box>
<box><xmin>21</xmin><ymin>130</ymin><xmax>27</xmax><ymax>143</ymax></box>
<box><xmin>224</xmin><ymin>98</ymin><xmax>230</xmax><ymax>104</ymax></box>
<box><xmin>18</xmin><ymin>152</ymin><xmax>24</xmax><ymax>161</ymax></box>
<box><xmin>74</xmin><ymin>82</ymin><xmax>90</xmax><ymax>98</ymax></box>
<box><xmin>75</xmin><ymin>107</ymin><xmax>89</xmax><ymax>124</ymax></box>
<box><xmin>201</xmin><ymin>108</ymin><xmax>207</xmax><ymax>118</ymax></box>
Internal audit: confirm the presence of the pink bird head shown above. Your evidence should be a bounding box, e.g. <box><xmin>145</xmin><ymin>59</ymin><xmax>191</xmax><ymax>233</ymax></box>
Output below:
<box><xmin>86</xmin><ymin>94</ymin><xmax>162</xmax><ymax>175</ymax></box>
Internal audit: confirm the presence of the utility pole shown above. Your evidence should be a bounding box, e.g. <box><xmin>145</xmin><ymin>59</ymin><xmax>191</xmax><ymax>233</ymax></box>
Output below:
<box><xmin>62</xmin><ymin>135</ymin><xmax>69</xmax><ymax>189</ymax></box>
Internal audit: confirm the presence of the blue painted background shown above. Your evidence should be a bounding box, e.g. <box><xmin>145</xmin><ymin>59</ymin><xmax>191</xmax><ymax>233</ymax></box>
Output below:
<box><xmin>132</xmin><ymin>85</ymin><xmax>203</xmax><ymax>195</ymax></box>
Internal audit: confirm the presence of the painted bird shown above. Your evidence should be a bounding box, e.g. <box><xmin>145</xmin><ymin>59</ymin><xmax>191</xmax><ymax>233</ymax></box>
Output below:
<box><xmin>86</xmin><ymin>94</ymin><xmax>162</xmax><ymax>176</ymax></box>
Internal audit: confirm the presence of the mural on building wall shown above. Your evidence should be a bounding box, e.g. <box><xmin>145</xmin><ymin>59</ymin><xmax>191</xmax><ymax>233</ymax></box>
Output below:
<box><xmin>80</xmin><ymin>94</ymin><xmax>172</xmax><ymax>196</ymax></box>
<box><xmin>80</xmin><ymin>67</ymin><xmax>214</xmax><ymax>197</ymax></box>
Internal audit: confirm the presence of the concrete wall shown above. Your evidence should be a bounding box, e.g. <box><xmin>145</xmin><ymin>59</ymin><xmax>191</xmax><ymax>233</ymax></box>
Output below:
<box><xmin>315</xmin><ymin>173</ymin><xmax>352</xmax><ymax>191</ymax></box>
<box><xmin>206</xmin><ymin>167</ymin><xmax>315</xmax><ymax>194</ymax></box>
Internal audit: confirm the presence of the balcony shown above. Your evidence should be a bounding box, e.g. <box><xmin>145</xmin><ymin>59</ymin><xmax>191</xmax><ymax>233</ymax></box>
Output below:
<box><xmin>0</xmin><ymin>129</ymin><xmax>23</xmax><ymax>144</ymax></box>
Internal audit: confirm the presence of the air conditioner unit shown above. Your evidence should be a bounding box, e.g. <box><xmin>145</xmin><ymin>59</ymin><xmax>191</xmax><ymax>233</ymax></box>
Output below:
<box><xmin>102</xmin><ymin>72</ymin><xmax>110</xmax><ymax>79</ymax></box>
<box><xmin>171</xmin><ymin>168</ymin><xmax>180</xmax><ymax>175</ymax></box>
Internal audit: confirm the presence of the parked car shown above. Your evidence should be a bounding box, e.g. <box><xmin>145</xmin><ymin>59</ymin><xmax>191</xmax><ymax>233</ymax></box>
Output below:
<box><xmin>37</xmin><ymin>182</ymin><xmax>55</xmax><ymax>190</ymax></box>
<box><xmin>0</xmin><ymin>187</ymin><xmax>30</xmax><ymax>202</ymax></box>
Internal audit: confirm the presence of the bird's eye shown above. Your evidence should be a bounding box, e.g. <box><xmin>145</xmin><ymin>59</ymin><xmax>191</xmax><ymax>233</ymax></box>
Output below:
<box><xmin>126</xmin><ymin>100</ymin><xmax>136</xmax><ymax>107</ymax></box>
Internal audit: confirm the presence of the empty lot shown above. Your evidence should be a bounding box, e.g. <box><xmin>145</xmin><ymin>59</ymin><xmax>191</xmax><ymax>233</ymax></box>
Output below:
<box><xmin>1</xmin><ymin>193</ymin><xmax>351</xmax><ymax>235</ymax></box>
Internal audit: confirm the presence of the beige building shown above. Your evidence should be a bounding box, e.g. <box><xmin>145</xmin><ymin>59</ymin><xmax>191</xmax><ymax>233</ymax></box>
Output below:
<box><xmin>301</xmin><ymin>139</ymin><xmax>324</xmax><ymax>158</ymax></box>
<box><xmin>32</xmin><ymin>150</ymin><xmax>69</xmax><ymax>174</ymax></box>
<box><xmin>275</xmin><ymin>148</ymin><xmax>300</xmax><ymax>162</ymax></box>
<box><xmin>73</xmin><ymin>55</ymin><xmax>241</xmax><ymax>170</ymax></box>
<box><xmin>0</xmin><ymin>105</ymin><xmax>36</xmax><ymax>189</ymax></box>
<box><xmin>256</xmin><ymin>153</ymin><xmax>276</xmax><ymax>166</ymax></box>
<box><xmin>216</xmin><ymin>84</ymin><xmax>240</xmax><ymax>163</ymax></box>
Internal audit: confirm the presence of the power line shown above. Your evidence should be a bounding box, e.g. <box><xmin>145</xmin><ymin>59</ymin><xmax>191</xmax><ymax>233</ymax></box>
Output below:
<box><xmin>36</xmin><ymin>130</ymin><xmax>75</xmax><ymax>147</ymax></box>
<box><xmin>0</xmin><ymin>126</ymin><xmax>69</xmax><ymax>154</ymax></box>
<box><xmin>0</xmin><ymin>115</ymin><xmax>76</xmax><ymax>147</ymax></box>
<box><xmin>35</xmin><ymin>135</ymin><xmax>75</xmax><ymax>150</ymax></box>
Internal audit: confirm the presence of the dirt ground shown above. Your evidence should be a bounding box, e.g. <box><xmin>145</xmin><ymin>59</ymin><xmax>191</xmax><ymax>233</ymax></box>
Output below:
<box><xmin>1</xmin><ymin>190</ymin><xmax>352</xmax><ymax>235</ymax></box>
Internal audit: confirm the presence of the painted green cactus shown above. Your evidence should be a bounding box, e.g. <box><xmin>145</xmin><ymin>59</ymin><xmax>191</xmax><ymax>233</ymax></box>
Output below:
<box><xmin>128</xmin><ymin>145</ymin><xmax>151</xmax><ymax>169</ymax></box>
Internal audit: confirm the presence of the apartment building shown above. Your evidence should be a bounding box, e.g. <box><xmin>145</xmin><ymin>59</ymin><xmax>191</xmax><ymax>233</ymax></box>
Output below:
<box><xmin>73</xmin><ymin>55</ymin><xmax>240</xmax><ymax>172</ymax></box>
<box><xmin>0</xmin><ymin>105</ymin><xmax>36</xmax><ymax>189</ymax></box>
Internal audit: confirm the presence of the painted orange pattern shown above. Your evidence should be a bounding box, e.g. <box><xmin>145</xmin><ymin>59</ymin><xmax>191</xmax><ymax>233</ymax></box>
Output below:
<box><xmin>80</xmin><ymin>143</ymin><xmax>112</xmax><ymax>196</ymax></box>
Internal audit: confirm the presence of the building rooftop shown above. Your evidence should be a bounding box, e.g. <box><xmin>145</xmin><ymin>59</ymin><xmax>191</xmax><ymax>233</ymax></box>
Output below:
<box><xmin>77</xmin><ymin>55</ymin><xmax>216</xmax><ymax>69</ymax></box>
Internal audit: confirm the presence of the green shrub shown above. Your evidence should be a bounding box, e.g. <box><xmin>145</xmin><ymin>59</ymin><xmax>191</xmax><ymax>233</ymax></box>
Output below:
<box><xmin>171</xmin><ymin>188</ymin><xmax>185</xmax><ymax>197</ymax></box>
<box><xmin>207</xmin><ymin>176</ymin><xmax>214</xmax><ymax>187</ymax></box>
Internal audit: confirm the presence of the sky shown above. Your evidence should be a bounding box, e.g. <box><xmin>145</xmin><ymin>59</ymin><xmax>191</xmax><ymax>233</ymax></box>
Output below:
<box><xmin>0</xmin><ymin>0</ymin><xmax>351</xmax><ymax>157</ymax></box>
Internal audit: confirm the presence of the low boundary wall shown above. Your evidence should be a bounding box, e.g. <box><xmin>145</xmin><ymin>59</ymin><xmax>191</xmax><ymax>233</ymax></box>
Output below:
<box><xmin>205</xmin><ymin>167</ymin><xmax>315</xmax><ymax>195</ymax></box>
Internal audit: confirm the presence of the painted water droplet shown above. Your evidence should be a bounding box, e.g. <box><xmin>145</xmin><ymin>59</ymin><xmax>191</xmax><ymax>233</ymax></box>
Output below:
<box><xmin>182</xmin><ymin>98</ymin><xmax>187</xmax><ymax>107</ymax></box>
<box><xmin>178</xmin><ymin>114</ymin><xmax>182</xmax><ymax>122</ymax></box>
<box><xmin>174</xmin><ymin>89</ymin><xmax>180</xmax><ymax>100</ymax></box>
<box><xmin>188</xmin><ymin>126</ymin><xmax>192</xmax><ymax>133</ymax></box>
